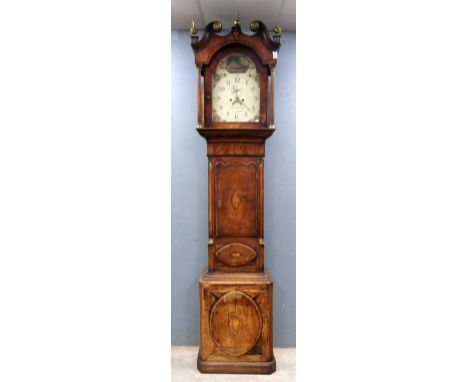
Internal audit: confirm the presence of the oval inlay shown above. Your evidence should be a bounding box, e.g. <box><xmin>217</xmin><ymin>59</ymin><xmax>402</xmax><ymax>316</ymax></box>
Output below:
<box><xmin>209</xmin><ymin>291</ymin><xmax>262</xmax><ymax>356</ymax></box>
<box><xmin>215</xmin><ymin>243</ymin><xmax>257</xmax><ymax>266</ymax></box>
<box><xmin>231</xmin><ymin>191</ymin><xmax>241</xmax><ymax>210</ymax></box>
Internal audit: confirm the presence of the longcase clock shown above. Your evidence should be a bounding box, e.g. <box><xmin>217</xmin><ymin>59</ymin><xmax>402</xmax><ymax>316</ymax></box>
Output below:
<box><xmin>191</xmin><ymin>17</ymin><xmax>281</xmax><ymax>374</ymax></box>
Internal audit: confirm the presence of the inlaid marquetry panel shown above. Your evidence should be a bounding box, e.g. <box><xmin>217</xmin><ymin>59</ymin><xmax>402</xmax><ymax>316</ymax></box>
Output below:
<box><xmin>214</xmin><ymin>158</ymin><xmax>258</xmax><ymax>237</ymax></box>
<box><xmin>215</xmin><ymin>243</ymin><xmax>257</xmax><ymax>267</ymax></box>
<box><xmin>209</xmin><ymin>290</ymin><xmax>262</xmax><ymax>356</ymax></box>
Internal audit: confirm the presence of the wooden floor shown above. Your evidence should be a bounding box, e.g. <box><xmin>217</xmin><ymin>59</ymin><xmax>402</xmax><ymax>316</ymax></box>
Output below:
<box><xmin>172</xmin><ymin>346</ymin><xmax>296</xmax><ymax>381</ymax></box>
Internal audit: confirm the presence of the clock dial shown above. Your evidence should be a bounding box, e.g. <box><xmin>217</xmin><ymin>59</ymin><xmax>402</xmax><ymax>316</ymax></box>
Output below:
<box><xmin>212</xmin><ymin>54</ymin><xmax>260</xmax><ymax>123</ymax></box>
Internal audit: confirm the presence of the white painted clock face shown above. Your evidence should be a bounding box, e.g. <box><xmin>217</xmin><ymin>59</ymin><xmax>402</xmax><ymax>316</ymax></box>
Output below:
<box><xmin>212</xmin><ymin>54</ymin><xmax>260</xmax><ymax>123</ymax></box>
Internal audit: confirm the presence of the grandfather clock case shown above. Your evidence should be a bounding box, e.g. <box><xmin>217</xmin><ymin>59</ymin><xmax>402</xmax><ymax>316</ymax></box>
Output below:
<box><xmin>191</xmin><ymin>18</ymin><xmax>281</xmax><ymax>374</ymax></box>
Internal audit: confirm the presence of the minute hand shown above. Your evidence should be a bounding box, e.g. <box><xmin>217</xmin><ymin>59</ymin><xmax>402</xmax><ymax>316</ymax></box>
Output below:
<box><xmin>239</xmin><ymin>99</ymin><xmax>252</xmax><ymax>113</ymax></box>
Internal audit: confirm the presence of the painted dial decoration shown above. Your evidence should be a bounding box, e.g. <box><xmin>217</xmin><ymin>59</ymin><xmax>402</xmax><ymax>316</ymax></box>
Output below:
<box><xmin>212</xmin><ymin>54</ymin><xmax>260</xmax><ymax>123</ymax></box>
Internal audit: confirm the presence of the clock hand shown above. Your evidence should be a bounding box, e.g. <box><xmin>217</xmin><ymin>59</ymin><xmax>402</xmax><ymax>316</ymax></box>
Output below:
<box><xmin>240</xmin><ymin>101</ymin><xmax>252</xmax><ymax>113</ymax></box>
<box><xmin>231</xmin><ymin>91</ymin><xmax>242</xmax><ymax>105</ymax></box>
<box><xmin>231</xmin><ymin>87</ymin><xmax>252</xmax><ymax>112</ymax></box>
<box><xmin>235</xmin><ymin>90</ymin><xmax>252</xmax><ymax>112</ymax></box>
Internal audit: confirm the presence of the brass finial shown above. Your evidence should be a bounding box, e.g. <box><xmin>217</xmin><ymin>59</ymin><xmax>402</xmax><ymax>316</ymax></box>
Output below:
<box><xmin>213</xmin><ymin>21</ymin><xmax>222</xmax><ymax>32</ymax></box>
<box><xmin>273</xmin><ymin>21</ymin><xmax>282</xmax><ymax>35</ymax></box>
<box><xmin>250</xmin><ymin>20</ymin><xmax>260</xmax><ymax>32</ymax></box>
<box><xmin>190</xmin><ymin>19</ymin><xmax>198</xmax><ymax>35</ymax></box>
<box><xmin>234</xmin><ymin>11</ymin><xmax>241</xmax><ymax>27</ymax></box>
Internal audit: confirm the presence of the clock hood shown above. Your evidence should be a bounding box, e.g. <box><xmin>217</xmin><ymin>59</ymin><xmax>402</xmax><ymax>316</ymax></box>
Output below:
<box><xmin>191</xmin><ymin>20</ymin><xmax>281</xmax><ymax>67</ymax></box>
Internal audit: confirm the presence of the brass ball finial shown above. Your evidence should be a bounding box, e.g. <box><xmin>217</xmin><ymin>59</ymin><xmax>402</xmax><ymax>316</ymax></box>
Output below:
<box><xmin>234</xmin><ymin>11</ymin><xmax>241</xmax><ymax>27</ymax></box>
<box><xmin>190</xmin><ymin>19</ymin><xmax>198</xmax><ymax>35</ymax></box>
<box><xmin>250</xmin><ymin>20</ymin><xmax>260</xmax><ymax>32</ymax></box>
<box><xmin>213</xmin><ymin>21</ymin><xmax>222</xmax><ymax>32</ymax></box>
<box><xmin>273</xmin><ymin>21</ymin><xmax>282</xmax><ymax>35</ymax></box>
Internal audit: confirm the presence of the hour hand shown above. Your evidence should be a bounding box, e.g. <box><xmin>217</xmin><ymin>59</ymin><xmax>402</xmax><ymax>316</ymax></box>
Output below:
<box><xmin>231</xmin><ymin>95</ymin><xmax>242</xmax><ymax>105</ymax></box>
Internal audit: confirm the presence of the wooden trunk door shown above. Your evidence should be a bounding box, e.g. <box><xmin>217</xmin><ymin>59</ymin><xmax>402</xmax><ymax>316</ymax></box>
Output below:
<box><xmin>213</xmin><ymin>157</ymin><xmax>259</xmax><ymax>238</ymax></box>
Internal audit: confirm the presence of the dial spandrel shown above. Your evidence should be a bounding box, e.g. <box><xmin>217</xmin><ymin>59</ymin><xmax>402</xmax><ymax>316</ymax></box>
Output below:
<box><xmin>212</xmin><ymin>54</ymin><xmax>260</xmax><ymax>123</ymax></box>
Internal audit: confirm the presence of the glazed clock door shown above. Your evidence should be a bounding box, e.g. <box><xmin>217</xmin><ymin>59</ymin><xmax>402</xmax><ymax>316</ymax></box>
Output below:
<box><xmin>211</xmin><ymin>54</ymin><xmax>261</xmax><ymax>123</ymax></box>
<box><xmin>205</xmin><ymin>47</ymin><xmax>268</xmax><ymax>128</ymax></box>
<box><xmin>213</xmin><ymin>157</ymin><xmax>259</xmax><ymax>237</ymax></box>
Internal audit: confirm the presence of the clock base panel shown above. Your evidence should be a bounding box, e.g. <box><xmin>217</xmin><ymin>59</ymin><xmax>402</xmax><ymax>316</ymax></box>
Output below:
<box><xmin>198</xmin><ymin>269</ymin><xmax>275</xmax><ymax>374</ymax></box>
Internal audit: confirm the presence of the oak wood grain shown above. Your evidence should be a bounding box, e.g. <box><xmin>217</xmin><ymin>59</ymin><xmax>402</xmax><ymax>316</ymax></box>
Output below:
<box><xmin>192</xmin><ymin>20</ymin><xmax>281</xmax><ymax>375</ymax></box>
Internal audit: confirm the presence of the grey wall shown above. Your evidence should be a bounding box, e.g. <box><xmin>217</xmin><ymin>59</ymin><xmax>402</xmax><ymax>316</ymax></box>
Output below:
<box><xmin>171</xmin><ymin>30</ymin><xmax>296</xmax><ymax>347</ymax></box>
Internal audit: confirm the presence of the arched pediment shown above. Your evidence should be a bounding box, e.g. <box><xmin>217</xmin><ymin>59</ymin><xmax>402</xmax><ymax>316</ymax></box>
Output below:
<box><xmin>191</xmin><ymin>21</ymin><xmax>280</xmax><ymax>67</ymax></box>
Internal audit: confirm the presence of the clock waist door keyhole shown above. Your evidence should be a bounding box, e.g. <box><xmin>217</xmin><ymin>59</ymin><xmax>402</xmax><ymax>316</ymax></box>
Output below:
<box><xmin>217</xmin><ymin>200</ymin><xmax>222</xmax><ymax>207</ymax></box>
